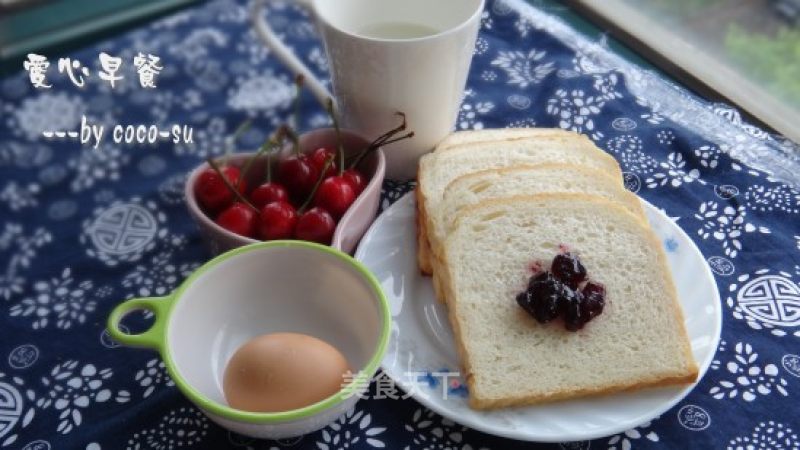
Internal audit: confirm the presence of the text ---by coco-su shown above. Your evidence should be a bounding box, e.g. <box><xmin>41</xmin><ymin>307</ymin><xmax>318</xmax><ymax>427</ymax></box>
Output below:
<box><xmin>42</xmin><ymin>115</ymin><xmax>193</xmax><ymax>149</ymax></box>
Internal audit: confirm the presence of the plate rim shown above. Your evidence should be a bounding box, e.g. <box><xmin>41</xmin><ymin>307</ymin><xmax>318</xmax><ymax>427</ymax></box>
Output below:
<box><xmin>355</xmin><ymin>191</ymin><xmax>722</xmax><ymax>443</ymax></box>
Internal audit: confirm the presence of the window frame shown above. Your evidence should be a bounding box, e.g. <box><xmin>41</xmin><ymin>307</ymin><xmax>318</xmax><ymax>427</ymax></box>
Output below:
<box><xmin>568</xmin><ymin>0</ymin><xmax>799</xmax><ymax>144</ymax></box>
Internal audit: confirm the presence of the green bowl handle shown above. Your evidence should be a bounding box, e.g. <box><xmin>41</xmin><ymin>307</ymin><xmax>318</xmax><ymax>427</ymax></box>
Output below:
<box><xmin>106</xmin><ymin>296</ymin><xmax>173</xmax><ymax>350</ymax></box>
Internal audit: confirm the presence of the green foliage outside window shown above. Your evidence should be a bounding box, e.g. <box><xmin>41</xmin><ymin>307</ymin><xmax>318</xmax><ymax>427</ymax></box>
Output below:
<box><xmin>725</xmin><ymin>25</ymin><xmax>800</xmax><ymax>109</ymax></box>
<box><xmin>631</xmin><ymin>0</ymin><xmax>800</xmax><ymax>110</ymax></box>
<box><xmin>636</xmin><ymin>0</ymin><xmax>723</xmax><ymax>20</ymax></box>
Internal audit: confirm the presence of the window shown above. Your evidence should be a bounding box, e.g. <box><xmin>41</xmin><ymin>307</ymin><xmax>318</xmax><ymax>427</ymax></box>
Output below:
<box><xmin>571</xmin><ymin>0</ymin><xmax>800</xmax><ymax>143</ymax></box>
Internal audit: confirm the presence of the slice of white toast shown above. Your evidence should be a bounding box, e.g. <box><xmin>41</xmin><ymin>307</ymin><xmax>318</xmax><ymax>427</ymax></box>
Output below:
<box><xmin>426</xmin><ymin>164</ymin><xmax>644</xmax><ymax>304</ymax></box>
<box><xmin>417</xmin><ymin>133</ymin><xmax>622</xmax><ymax>275</ymax></box>
<box><xmin>441</xmin><ymin>163</ymin><xmax>645</xmax><ymax>236</ymax></box>
<box><xmin>417</xmin><ymin>129</ymin><xmax>573</xmax><ymax>276</ymax></box>
<box><xmin>441</xmin><ymin>194</ymin><xmax>698</xmax><ymax>410</ymax></box>
<box><xmin>435</xmin><ymin>128</ymin><xmax>577</xmax><ymax>152</ymax></box>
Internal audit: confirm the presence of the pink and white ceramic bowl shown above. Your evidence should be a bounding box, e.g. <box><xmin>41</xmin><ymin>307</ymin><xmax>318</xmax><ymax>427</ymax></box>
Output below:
<box><xmin>184</xmin><ymin>128</ymin><xmax>386</xmax><ymax>255</ymax></box>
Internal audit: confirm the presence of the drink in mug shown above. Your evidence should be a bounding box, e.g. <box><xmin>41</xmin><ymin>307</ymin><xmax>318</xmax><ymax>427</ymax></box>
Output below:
<box><xmin>252</xmin><ymin>0</ymin><xmax>485</xmax><ymax>179</ymax></box>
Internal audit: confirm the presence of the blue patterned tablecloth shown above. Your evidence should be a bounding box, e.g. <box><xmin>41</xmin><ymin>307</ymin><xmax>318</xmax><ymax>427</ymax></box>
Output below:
<box><xmin>1</xmin><ymin>0</ymin><xmax>799</xmax><ymax>448</ymax></box>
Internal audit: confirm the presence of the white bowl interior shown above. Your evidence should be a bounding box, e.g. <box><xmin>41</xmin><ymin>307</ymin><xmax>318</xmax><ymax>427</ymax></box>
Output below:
<box><xmin>167</xmin><ymin>245</ymin><xmax>384</xmax><ymax>406</ymax></box>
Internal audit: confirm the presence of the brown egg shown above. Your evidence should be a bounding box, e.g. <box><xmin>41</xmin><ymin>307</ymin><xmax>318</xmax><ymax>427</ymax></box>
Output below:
<box><xmin>223</xmin><ymin>333</ymin><xmax>351</xmax><ymax>413</ymax></box>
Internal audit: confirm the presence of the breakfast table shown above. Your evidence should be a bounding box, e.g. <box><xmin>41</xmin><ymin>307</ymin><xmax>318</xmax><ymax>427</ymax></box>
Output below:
<box><xmin>1</xmin><ymin>0</ymin><xmax>799</xmax><ymax>449</ymax></box>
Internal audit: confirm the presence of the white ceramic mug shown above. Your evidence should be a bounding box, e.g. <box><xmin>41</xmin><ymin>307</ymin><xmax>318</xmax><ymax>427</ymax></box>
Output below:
<box><xmin>251</xmin><ymin>0</ymin><xmax>485</xmax><ymax>179</ymax></box>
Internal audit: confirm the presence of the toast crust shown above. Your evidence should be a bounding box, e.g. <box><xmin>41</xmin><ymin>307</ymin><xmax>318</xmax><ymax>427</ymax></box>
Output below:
<box><xmin>415</xmin><ymin>185</ymin><xmax>434</xmax><ymax>275</ymax></box>
<box><xmin>444</xmin><ymin>162</ymin><xmax>624</xmax><ymax>189</ymax></box>
<box><xmin>429</xmin><ymin>135</ymin><xmax>622</xmax><ymax>179</ymax></box>
<box><xmin>440</xmin><ymin>163</ymin><xmax>647</xmax><ymax>238</ymax></box>
<box><xmin>428</xmin><ymin>136</ymin><xmax>623</xmax><ymax>181</ymax></box>
<box><xmin>418</xmin><ymin>137</ymin><xmax>625</xmax><ymax>277</ymax></box>
<box><xmin>442</xmin><ymin>193</ymin><xmax>698</xmax><ymax>410</ymax></box>
<box><xmin>435</xmin><ymin>129</ymin><xmax>584</xmax><ymax>153</ymax></box>
<box><xmin>468</xmin><ymin>371</ymin><xmax>699</xmax><ymax>410</ymax></box>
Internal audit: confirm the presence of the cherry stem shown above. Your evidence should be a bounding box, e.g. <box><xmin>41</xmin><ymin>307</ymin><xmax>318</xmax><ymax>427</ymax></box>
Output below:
<box><xmin>292</xmin><ymin>75</ymin><xmax>304</xmax><ymax>132</ymax></box>
<box><xmin>375</xmin><ymin>112</ymin><xmax>407</xmax><ymax>145</ymax></box>
<box><xmin>239</xmin><ymin>126</ymin><xmax>286</xmax><ymax>187</ymax></box>
<box><xmin>207</xmin><ymin>158</ymin><xmax>258</xmax><ymax>212</ymax></box>
<box><xmin>326</xmin><ymin>98</ymin><xmax>345</xmax><ymax>176</ymax></box>
<box><xmin>352</xmin><ymin>132</ymin><xmax>414</xmax><ymax>169</ymax></box>
<box><xmin>298</xmin><ymin>154</ymin><xmax>334</xmax><ymax>213</ymax></box>
<box><xmin>373</xmin><ymin>112</ymin><xmax>407</xmax><ymax>149</ymax></box>
<box><xmin>227</xmin><ymin>119</ymin><xmax>252</xmax><ymax>153</ymax></box>
<box><xmin>224</xmin><ymin>119</ymin><xmax>252</xmax><ymax>171</ymax></box>
<box><xmin>350</xmin><ymin>113</ymin><xmax>412</xmax><ymax>170</ymax></box>
<box><xmin>285</xmin><ymin>126</ymin><xmax>300</xmax><ymax>156</ymax></box>
<box><xmin>266</xmin><ymin>149</ymin><xmax>273</xmax><ymax>184</ymax></box>
<box><xmin>263</xmin><ymin>128</ymin><xmax>283</xmax><ymax>184</ymax></box>
<box><xmin>381</xmin><ymin>131</ymin><xmax>415</xmax><ymax>147</ymax></box>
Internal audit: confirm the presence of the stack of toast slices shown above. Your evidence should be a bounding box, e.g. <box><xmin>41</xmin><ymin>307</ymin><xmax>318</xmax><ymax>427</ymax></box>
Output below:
<box><xmin>416</xmin><ymin>129</ymin><xmax>698</xmax><ymax>410</ymax></box>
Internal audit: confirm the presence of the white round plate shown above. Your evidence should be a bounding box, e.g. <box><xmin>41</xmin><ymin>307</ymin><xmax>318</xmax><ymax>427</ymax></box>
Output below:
<box><xmin>355</xmin><ymin>192</ymin><xmax>722</xmax><ymax>443</ymax></box>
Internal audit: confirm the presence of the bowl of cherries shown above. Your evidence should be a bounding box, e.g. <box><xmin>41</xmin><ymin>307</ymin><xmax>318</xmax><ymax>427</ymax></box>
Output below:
<box><xmin>185</xmin><ymin>100</ymin><xmax>411</xmax><ymax>255</ymax></box>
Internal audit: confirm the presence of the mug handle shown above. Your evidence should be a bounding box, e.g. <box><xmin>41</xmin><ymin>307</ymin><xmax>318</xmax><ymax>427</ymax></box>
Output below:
<box><xmin>250</xmin><ymin>0</ymin><xmax>333</xmax><ymax>106</ymax></box>
<box><xmin>106</xmin><ymin>296</ymin><xmax>173</xmax><ymax>350</ymax></box>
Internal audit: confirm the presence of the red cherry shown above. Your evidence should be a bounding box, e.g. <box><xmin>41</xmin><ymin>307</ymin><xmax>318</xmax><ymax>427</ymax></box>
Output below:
<box><xmin>216</xmin><ymin>203</ymin><xmax>257</xmax><ymax>238</ymax></box>
<box><xmin>313</xmin><ymin>176</ymin><xmax>356</xmax><ymax>219</ymax></box>
<box><xmin>295</xmin><ymin>207</ymin><xmax>336</xmax><ymax>244</ymax></box>
<box><xmin>258</xmin><ymin>201</ymin><xmax>298</xmax><ymax>240</ymax></box>
<box><xmin>309</xmin><ymin>147</ymin><xmax>338</xmax><ymax>178</ymax></box>
<box><xmin>278</xmin><ymin>155</ymin><xmax>319</xmax><ymax>201</ymax></box>
<box><xmin>342</xmin><ymin>169</ymin><xmax>367</xmax><ymax>196</ymax></box>
<box><xmin>249</xmin><ymin>182</ymin><xmax>290</xmax><ymax>209</ymax></box>
<box><xmin>195</xmin><ymin>166</ymin><xmax>247</xmax><ymax>213</ymax></box>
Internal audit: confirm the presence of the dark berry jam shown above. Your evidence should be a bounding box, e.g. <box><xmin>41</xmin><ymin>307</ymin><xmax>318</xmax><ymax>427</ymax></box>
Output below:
<box><xmin>515</xmin><ymin>251</ymin><xmax>605</xmax><ymax>331</ymax></box>
<box><xmin>562</xmin><ymin>290</ymin><xmax>585</xmax><ymax>331</ymax></box>
<box><xmin>580</xmin><ymin>281</ymin><xmax>606</xmax><ymax>321</ymax></box>
<box><xmin>528</xmin><ymin>275</ymin><xmax>564</xmax><ymax>323</ymax></box>
<box><xmin>551</xmin><ymin>252</ymin><xmax>587</xmax><ymax>289</ymax></box>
